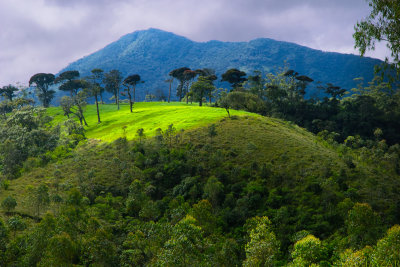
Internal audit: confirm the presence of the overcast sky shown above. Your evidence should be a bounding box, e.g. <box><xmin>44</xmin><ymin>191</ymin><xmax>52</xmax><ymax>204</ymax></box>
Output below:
<box><xmin>0</xmin><ymin>0</ymin><xmax>390</xmax><ymax>86</ymax></box>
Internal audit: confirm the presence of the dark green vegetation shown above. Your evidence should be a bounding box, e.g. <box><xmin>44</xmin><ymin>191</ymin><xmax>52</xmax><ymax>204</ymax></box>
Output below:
<box><xmin>59</xmin><ymin>28</ymin><xmax>383</xmax><ymax>101</ymax></box>
<box><xmin>354</xmin><ymin>0</ymin><xmax>400</xmax><ymax>77</ymax></box>
<box><xmin>0</xmin><ymin>95</ymin><xmax>400</xmax><ymax>265</ymax></box>
<box><xmin>0</xmin><ymin>1</ymin><xmax>398</xmax><ymax>264</ymax></box>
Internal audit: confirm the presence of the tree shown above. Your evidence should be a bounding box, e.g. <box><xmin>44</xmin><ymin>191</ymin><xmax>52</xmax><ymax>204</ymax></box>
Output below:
<box><xmin>169</xmin><ymin>67</ymin><xmax>190</xmax><ymax>101</ymax></box>
<box><xmin>85</xmin><ymin>80</ymin><xmax>102</xmax><ymax>123</ymax></box>
<box><xmin>165</xmin><ymin>78</ymin><xmax>173</xmax><ymax>103</ymax></box>
<box><xmin>55</xmin><ymin>70</ymin><xmax>79</xmax><ymax>84</ymax></box>
<box><xmin>164</xmin><ymin>124</ymin><xmax>176</xmax><ymax>148</ymax></box>
<box><xmin>203</xmin><ymin>176</ymin><xmax>224</xmax><ymax>207</ymax></box>
<box><xmin>7</xmin><ymin>215</ymin><xmax>26</xmax><ymax>238</ymax></box>
<box><xmin>373</xmin><ymin>225</ymin><xmax>400</xmax><ymax>265</ymax></box>
<box><xmin>247</xmin><ymin>70</ymin><xmax>265</xmax><ymax>98</ymax></box>
<box><xmin>0</xmin><ymin>85</ymin><xmax>18</xmax><ymax>101</ymax></box>
<box><xmin>0</xmin><ymin>218</ymin><xmax>7</xmax><ymax>265</ymax></box>
<box><xmin>123</xmin><ymin>74</ymin><xmax>142</xmax><ymax>113</ymax></box>
<box><xmin>86</xmin><ymin>70</ymin><xmax>104</xmax><ymax>123</ymax></box>
<box><xmin>60</xmin><ymin>90</ymin><xmax>88</xmax><ymax>126</ymax></box>
<box><xmin>337</xmin><ymin>247</ymin><xmax>373</xmax><ymax>267</ymax></box>
<box><xmin>156</xmin><ymin>215</ymin><xmax>205</xmax><ymax>266</ymax></box>
<box><xmin>55</xmin><ymin>70</ymin><xmax>80</xmax><ymax>96</ymax></box>
<box><xmin>30</xmin><ymin>184</ymin><xmax>50</xmax><ymax>217</ymax></box>
<box><xmin>346</xmin><ymin>203</ymin><xmax>383</xmax><ymax>249</ymax></box>
<box><xmin>1</xmin><ymin>196</ymin><xmax>17</xmax><ymax>213</ymax></box>
<box><xmin>39</xmin><ymin>232</ymin><xmax>77</xmax><ymax>266</ymax></box>
<box><xmin>290</xmin><ymin>234</ymin><xmax>326</xmax><ymax>266</ymax></box>
<box><xmin>183</xmin><ymin>70</ymin><xmax>197</xmax><ymax>103</ymax></box>
<box><xmin>104</xmin><ymin>69</ymin><xmax>122</xmax><ymax>109</ymax></box>
<box><xmin>354</xmin><ymin>0</ymin><xmax>400</xmax><ymax>76</ymax></box>
<box><xmin>208</xmin><ymin>123</ymin><xmax>217</xmax><ymax>143</ymax></box>
<box><xmin>190</xmin><ymin>76</ymin><xmax>215</xmax><ymax>106</ymax></box>
<box><xmin>136</xmin><ymin>128</ymin><xmax>145</xmax><ymax>143</ymax></box>
<box><xmin>91</xmin><ymin>68</ymin><xmax>105</xmax><ymax>103</ymax></box>
<box><xmin>29</xmin><ymin>73</ymin><xmax>55</xmax><ymax>107</ymax></box>
<box><xmin>59</xmin><ymin>79</ymin><xmax>85</xmax><ymax>97</ymax></box>
<box><xmin>243</xmin><ymin>216</ymin><xmax>279</xmax><ymax>267</ymax></box>
<box><xmin>221</xmin><ymin>68</ymin><xmax>247</xmax><ymax>90</ymax></box>
<box><xmin>195</xmin><ymin>68</ymin><xmax>217</xmax><ymax>103</ymax></box>
<box><xmin>219</xmin><ymin>91</ymin><xmax>231</xmax><ymax>118</ymax></box>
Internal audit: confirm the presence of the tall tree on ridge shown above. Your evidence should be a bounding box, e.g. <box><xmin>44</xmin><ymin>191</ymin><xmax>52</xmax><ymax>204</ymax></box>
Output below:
<box><xmin>29</xmin><ymin>73</ymin><xmax>55</xmax><ymax>108</ymax></box>
<box><xmin>91</xmin><ymin>68</ymin><xmax>105</xmax><ymax>104</ymax></box>
<box><xmin>123</xmin><ymin>74</ymin><xmax>142</xmax><ymax>113</ymax></box>
<box><xmin>0</xmin><ymin>85</ymin><xmax>19</xmax><ymax>101</ymax></box>
<box><xmin>104</xmin><ymin>70</ymin><xmax>123</xmax><ymax>110</ymax></box>
<box><xmin>165</xmin><ymin>78</ymin><xmax>173</xmax><ymax>103</ymax></box>
<box><xmin>55</xmin><ymin>70</ymin><xmax>80</xmax><ymax>97</ymax></box>
<box><xmin>196</xmin><ymin>68</ymin><xmax>217</xmax><ymax>104</ymax></box>
<box><xmin>221</xmin><ymin>68</ymin><xmax>247</xmax><ymax>90</ymax></box>
<box><xmin>183</xmin><ymin>69</ymin><xmax>197</xmax><ymax>104</ymax></box>
<box><xmin>86</xmin><ymin>76</ymin><xmax>102</xmax><ymax>124</ymax></box>
<box><xmin>190</xmin><ymin>76</ymin><xmax>215</xmax><ymax>106</ymax></box>
<box><xmin>169</xmin><ymin>67</ymin><xmax>190</xmax><ymax>101</ymax></box>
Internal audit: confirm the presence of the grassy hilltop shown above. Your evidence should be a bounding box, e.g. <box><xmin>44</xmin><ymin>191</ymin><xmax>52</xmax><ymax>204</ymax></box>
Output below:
<box><xmin>47</xmin><ymin>102</ymin><xmax>256</xmax><ymax>141</ymax></box>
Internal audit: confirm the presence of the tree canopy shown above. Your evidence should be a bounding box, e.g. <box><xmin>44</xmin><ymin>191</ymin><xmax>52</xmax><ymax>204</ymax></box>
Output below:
<box><xmin>354</xmin><ymin>0</ymin><xmax>400</xmax><ymax>76</ymax></box>
<box><xmin>29</xmin><ymin>73</ymin><xmax>56</xmax><ymax>108</ymax></box>
<box><xmin>221</xmin><ymin>68</ymin><xmax>247</xmax><ymax>90</ymax></box>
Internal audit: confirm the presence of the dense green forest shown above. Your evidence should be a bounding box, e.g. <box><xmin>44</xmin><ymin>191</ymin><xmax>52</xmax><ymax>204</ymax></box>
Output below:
<box><xmin>1</xmin><ymin>63</ymin><xmax>400</xmax><ymax>265</ymax></box>
<box><xmin>0</xmin><ymin>0</ymin><xmax>399</xmax><ymax>265</ymax></box>
<box><xmin>60</xmin><ymin>27</ymin><xmax>381</xmax><ymax>100</ymax></box>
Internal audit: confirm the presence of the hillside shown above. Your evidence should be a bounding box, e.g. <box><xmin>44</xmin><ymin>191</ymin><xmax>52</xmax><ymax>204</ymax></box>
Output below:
<box><xmin>58</xmin><ymin>28</ymin><xmax>382</xmax><ymax>101</ymax></box>
<box><xmin>47</xmin><ymin>102</ymin><xmax>255</xmax><ymax>141</ymax></box>
<box><xmin>1</xmin><ymin>103</ymin><xmax>399</xmax><ymax>265</ymax></box>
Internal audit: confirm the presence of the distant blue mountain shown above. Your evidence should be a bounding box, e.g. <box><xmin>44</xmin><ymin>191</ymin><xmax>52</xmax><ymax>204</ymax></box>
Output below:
<box><xmin>59</xmin><ymin>28</ymin><xmax>382</xmax><ymax>101</ymax></box>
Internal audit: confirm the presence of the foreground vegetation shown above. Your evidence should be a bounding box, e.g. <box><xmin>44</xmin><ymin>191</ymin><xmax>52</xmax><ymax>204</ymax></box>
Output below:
<box><xmin>0</xmin><ymin>107</ymin><xmax>399</xmax><ymax>265</ymax></box>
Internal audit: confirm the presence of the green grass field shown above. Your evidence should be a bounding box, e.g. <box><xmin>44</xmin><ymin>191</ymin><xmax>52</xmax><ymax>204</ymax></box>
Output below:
<box><xmin>47</xmin><ymin>102</ymin><xmax>257</xmax><ymax>142</ymax></box>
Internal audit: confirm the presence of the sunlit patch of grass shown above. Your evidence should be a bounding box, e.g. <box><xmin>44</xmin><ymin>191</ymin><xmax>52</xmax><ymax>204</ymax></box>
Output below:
<box><xmin>47</xmin><ymin>102</ymin><xmax>257</xmax><ymax>142</ymax></box>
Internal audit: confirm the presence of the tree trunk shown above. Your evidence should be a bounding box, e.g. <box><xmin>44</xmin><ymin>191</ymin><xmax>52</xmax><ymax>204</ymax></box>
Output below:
<box><xmin>82</xmin><ymin>114</ymin><xmax>88</xmax><ymax>126</ymax></box>
<box><xmin>209</xmin><ymin>92</ymin><xmax>212</xmax><ymax>104</ymax></box>
<box><xmin>199</xmin><ymin>97</ymin><xmax>202</xmax><ymax>106</ymax></box>
<box><xmin>186</xmin><ymin>83</ymin><xmax>189</xmax><ymax>104</ymax></box>
<box><xmin>128</xmin><ymin>90</ymin><xmax>133</xmax><ymax>113</ymax></box>
<box><xmin>117</xmin><ymin>89</ymin><xmax>120</xmax><ymax>110</ymax></box>
<box><xmin>133</xmin><ymin>86</ymin><xmax>136</xmax><ymax>105</ymax></box>
<box><xmin>100</xmin><ymin>92</ymin><xmax>104</xmax><ymax>104</ymax></box>
<box><xmin>78</xmin><ymin>105</ymin><xmax>88</xmax><ymax>126</ymax></box>
<box><xmin>95</xmin><ymin>95</ymin><xmax>101</xmax><ymax>123</ymax></box>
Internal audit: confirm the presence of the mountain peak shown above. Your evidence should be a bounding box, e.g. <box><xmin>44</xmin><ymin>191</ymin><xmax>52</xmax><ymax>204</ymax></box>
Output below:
<box><xmin>60</xmin><ymin>29</ymin><xmax>381</xmax><ymax>101</ymax></box>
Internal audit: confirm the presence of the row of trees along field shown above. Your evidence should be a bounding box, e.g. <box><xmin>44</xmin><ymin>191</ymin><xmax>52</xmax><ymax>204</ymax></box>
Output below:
<box><xmin>3</xmin><ymin>64</ymin><xmax>399</xmax><ymax>145</ymax></box>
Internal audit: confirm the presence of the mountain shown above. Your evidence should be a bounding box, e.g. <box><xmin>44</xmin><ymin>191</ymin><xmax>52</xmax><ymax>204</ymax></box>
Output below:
<box><xmin>59</xmin><ymin>28</ymin><xmax>382</xmax><ymax>101</ymax></box>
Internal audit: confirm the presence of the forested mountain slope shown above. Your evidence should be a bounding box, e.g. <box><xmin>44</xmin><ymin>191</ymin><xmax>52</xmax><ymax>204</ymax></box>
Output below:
<box><xmin>59</xmin><ymin>28</ymin><xmax>382</xmax><ymax>101</ymax></box>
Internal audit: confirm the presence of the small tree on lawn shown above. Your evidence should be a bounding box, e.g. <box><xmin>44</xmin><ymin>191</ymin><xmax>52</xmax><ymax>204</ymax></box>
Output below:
<box><xmin>1</xmin><ymin>196</ymin><xmax>17</xmax><ymax>213</ymax></box>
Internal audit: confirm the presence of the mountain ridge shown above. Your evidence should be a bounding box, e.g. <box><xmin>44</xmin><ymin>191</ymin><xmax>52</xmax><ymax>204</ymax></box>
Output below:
<box><xmin>59</xmin><ymin>28</ymin><xmax>382</xmax><ymax>101</ymax></box>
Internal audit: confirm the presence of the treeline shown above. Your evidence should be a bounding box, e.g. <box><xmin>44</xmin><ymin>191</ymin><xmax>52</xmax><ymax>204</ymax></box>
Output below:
<box><xmin>2</xmin><ymin>64</ymin><xmax>398</xmax><ymax>147</ymax></box>
<box><xmin>216</xmin><ymin>68</ymin><xmax>400</xmax><ymax>146</ymax></box>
